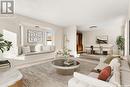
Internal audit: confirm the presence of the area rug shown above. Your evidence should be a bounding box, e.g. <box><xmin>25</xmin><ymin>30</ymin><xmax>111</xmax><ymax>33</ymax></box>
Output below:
<box><xmin>20</xmin><ymin>59</ymin><xmax>97</xmax><ymax>87</ymax></box>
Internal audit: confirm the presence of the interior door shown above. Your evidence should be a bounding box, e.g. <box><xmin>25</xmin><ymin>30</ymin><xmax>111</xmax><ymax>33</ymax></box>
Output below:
<box><xmin>77</xmin><ymin>32</ymin><xmax>83</xmax><ymax>52</ymax></box>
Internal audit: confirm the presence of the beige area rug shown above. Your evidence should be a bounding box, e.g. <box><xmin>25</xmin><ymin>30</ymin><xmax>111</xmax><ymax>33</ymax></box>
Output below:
<box><xmin>20</xmin><ymin>59</ymin><xmax>97</xmax><ymax>87</ymax></box>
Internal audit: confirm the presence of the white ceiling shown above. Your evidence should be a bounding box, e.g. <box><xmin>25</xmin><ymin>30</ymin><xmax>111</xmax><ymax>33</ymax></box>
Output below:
<box><xmin>15</xmin><ymin>0</ymin><xmax>129</xmax><ymax>30</ymax></box>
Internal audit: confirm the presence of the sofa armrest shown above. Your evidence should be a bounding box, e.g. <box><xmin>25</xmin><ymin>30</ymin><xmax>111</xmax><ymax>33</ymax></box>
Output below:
<box><xmin>74</xmin><ymin>72</ymin><xmax>116</xmax><ymax>87</ymax></box>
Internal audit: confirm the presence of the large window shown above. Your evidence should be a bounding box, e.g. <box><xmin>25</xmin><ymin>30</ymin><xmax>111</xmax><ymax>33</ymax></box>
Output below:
<box><xmin>3</xmin><ymin>29</ymin><xmax>18</xmax><ymax>58</ymax></box>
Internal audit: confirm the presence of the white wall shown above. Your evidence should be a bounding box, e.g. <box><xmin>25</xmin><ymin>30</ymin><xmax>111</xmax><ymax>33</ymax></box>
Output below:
<box><xmin>64</xmin><ymin>26</ymin><xmax>77</xmax><ymax>57</ymax></box>
<box><xmin>17</xmin><ymin>14</ymin><xmax>64</xmax><ymax>51</ymax></box>
<box><xmin>82</xmin><ymin>17</ymin><xmax>125</xmax><ymax>54</ymax></box>
<box><xmin>129</xmin><ymin>1</ymin><xmax>130</xmax><ymax>19</ymax></box>
<box><xmin>0</xmin><ymin>14</ymin><xmax>64</xmax><ymax>56</ymax></box>
<box><xmin>124</xmin><ymin>21</ymin><xmax>129</xmax><ymax>57</ymax></box>
<box><xmin>127</xmin><ymin>2</ymin><xmax>130</xmax><ymax>64</ymax></box>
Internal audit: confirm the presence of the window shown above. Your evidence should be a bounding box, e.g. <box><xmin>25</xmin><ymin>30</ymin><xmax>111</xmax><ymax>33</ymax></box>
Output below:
<box><xmin>3</xmin><ymin>29</ymin><xmax>18</xmax><ymax>58</ymax></box>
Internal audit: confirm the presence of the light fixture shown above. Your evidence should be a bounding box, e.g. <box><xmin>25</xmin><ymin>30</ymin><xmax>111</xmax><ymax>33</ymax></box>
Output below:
<box><xmin>35</xmin><ymin>25</ymin><xmax>39</xmax><ymax>28</ymax></box>
<box><xmin>89</xmin><ymin>25</ymin><xmax>97</xmax><ymax>28</ymax></box>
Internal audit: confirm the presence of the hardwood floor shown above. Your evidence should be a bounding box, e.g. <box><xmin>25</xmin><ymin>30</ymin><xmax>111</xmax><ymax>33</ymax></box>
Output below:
<box><xmin>9</xmin><ymin>80</ymin><xmax>23</xmax><ymax>87</ymax></box>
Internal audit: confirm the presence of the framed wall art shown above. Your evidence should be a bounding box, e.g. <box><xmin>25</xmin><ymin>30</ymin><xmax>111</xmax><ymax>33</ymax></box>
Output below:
<box><xmin>96</xmin><ymin>35</ymin><xmax>108</xmax><ymax>44</ymax></box>
<box><xmin>27</xmin><ymin>30</ymin><xmax>43</xmax><ymax>43</ymax></box>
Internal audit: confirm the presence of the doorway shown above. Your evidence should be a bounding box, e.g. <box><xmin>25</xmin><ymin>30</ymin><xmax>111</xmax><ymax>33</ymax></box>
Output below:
<box><xmin>77</xmin><ymin>32</ymin><xmax>83</xmax><ymax>53</ymax></box>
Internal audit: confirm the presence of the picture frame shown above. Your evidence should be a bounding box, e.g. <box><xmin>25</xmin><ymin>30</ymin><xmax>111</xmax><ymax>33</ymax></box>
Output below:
<box><xmin>27</xmin><ymin>30</ymin><xmax>43</xmax><ymax>43</ymax></box>
<box><xmin>96</xmin><ymin>35</ymin><xmax>108</xmax><ymax>44</ymax></box>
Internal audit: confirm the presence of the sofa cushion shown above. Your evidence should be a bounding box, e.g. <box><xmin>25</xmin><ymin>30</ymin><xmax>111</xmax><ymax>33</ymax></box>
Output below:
<box><xmin>68</xmin><ymin>78</ymin><xmax>89</xmax><ymax>87</ymax></box>
<box><xmin>88</xmin><ymin>72</ymin><xmax>99</xmax><ymax>78</ymax></box>
<box><xmin>120</xmin><ymin>60</ymin><xmax>130</xmax><ymax>71</ymax></box>
<box><xmin>120</xmin><ymin>70</ymin><xmax>130</xmax><ymax>86</ymax></box>
<box><xmin>109</xmin><ymin>58</ymin><xmax>120</xmax><ymax>70</ymax></box>
<box><xmin>73</xmin><ymin>72</ymin><xmax>116</xmax><ymax>87</ymax></box>
<box><xmin>120</xmin><ymin>59</ymin><xmax>130</xmax><ymax>86</ymax></box>
<box><xmin>109</xmin><ymin>63</ymin><xmax>120</xmax><ymax>86</ymax></box>
<box><xmin>98</xmin><ymin>66</ymin><xmax>111</xmax><ymax>81</ymax></box>
<box><xmin>109</xmin><ymin>71</ymin><xmax>120</xmax><ymax>86</ymax></box>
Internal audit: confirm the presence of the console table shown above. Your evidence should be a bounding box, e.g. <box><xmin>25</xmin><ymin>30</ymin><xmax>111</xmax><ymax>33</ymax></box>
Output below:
<box><xmin>85</xmin><ymin>44</ymin><xmax>113</xmax><ymax>55</ymax></box>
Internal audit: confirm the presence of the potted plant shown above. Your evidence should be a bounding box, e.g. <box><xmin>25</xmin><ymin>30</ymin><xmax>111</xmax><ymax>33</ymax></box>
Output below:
<box><xmin>0</xmin><ymin>33</ymin><xmax>12</xmax><ymax>57</ymax></box>
<box><xmin>57</xmin><ymin>48</ymin><xmax>73</xmax><ymax>65</ymax></box>
<box><xmin>116</xmin><ymin>36</ymin><xmax>125</xmax><ymax>56</ymax></box>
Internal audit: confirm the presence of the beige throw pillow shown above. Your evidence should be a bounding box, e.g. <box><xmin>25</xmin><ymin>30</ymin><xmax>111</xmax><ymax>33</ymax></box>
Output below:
<box><xmin>104</xmin><ymin>55</ymin><xmax>120</xmax><ymax>64</ymax></box>
<box><xmin>104</xmin><ymin>55</ymin><xmax>113</xmax><ymax>64</ymax></box>
<box><xmin>23</xmin><ymin>46</ymin><xmax>30</xmax><ymax>54</ymax></box>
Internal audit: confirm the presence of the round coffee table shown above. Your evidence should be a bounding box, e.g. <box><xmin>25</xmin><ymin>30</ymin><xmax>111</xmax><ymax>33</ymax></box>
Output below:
<box><xmin>51</xmin><ymin>58</ymin><xmax>80</xmax><ymax>75</ymax></box>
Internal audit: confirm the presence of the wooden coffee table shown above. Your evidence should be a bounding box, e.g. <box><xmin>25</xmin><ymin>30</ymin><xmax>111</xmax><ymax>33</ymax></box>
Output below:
<box><xmin>51</xmin><ymin>58</ymin><xmax>80</xmax><ymax>75</ymax></box>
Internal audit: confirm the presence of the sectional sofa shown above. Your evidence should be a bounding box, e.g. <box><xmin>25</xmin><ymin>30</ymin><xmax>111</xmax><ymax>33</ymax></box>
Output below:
<box><xmin>68</xmin><ymin>56</ymin><xmax>130</xmax><ymax>87</ymax></box>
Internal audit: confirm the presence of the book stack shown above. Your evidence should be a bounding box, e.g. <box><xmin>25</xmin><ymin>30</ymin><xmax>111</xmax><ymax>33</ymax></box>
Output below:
<box><xmin>0</xmin><ymin>60</ymin><xmax>11</xmax><ymax>69</ymax></box>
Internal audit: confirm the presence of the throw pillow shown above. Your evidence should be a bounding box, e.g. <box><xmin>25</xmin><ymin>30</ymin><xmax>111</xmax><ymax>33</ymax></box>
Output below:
<box><xmin>30</xmin><ymin>45</ymin><xmax>36</xmax><ymax>52</ymax></box>
<box><xmin>109</xmin><ymin>58</ymin><xmax>120</xmax><ymax>70</ymax></box>
<box><xmin>98</xmin><ymin>66</ymin><xmax>111</xmax><ymax>81</ymax></box>
<box><xmin>23</xmin><ymin>46</ymin><xmax>30</xmax><ymax>54</ymax></box>
<box><xmin>35</xmin><ymin>44</ymin><xmax>43</xmax><ymax>52</ymax></box>
<box><xmin>104</xmin><ymin>55</ymin><xmax>120</xmax><ymax>64</ymax></box>
<box><xmin>104</xmin><ymin>55</ymin><xmax>113</xmax><ymax>64</ymax></box>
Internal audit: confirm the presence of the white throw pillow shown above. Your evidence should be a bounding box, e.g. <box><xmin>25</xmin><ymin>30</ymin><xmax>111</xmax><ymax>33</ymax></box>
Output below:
<box><xmin>30</xmin><ymin>45</ymin><xmax>36</xmax><ymax>52</ymax></box>
<box><xmin>35</xmin><ymin>44</ymin><xmax>43</xmax><ymax>52</ymax></box>
<box><xmin>42</xmin><ymin>45</ymin><xmax>50</xmax><ymax>52</ymax></box>
<box><xmin>109</xmin><ymin>58</ymin><xmax>120</xmax><ymax>70</ymax></box>
<box><xmin>23</xmin><ymin>46</ymin><xmax>30</xmax><ymax>54</ymax></box>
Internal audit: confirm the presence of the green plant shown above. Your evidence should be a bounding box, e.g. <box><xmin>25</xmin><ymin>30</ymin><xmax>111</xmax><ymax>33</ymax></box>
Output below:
<box><xmin>63</xmin><ymin>48</ymin><xmax>71</xmax><ymax>58</ymax></box>
<box><xmin>116</xmin><ymin>36</ymin><xmax>125</xmax><ymax>50</ymax></box>
<box><xmin>0</xmin><ymin>33</ymin><xmax>12</xmax><ymax>53</ymax></box>
<box><xmin>57</xmin><ymin>48</ymin><xmax>71</xmax><ymax>59</ymax></box>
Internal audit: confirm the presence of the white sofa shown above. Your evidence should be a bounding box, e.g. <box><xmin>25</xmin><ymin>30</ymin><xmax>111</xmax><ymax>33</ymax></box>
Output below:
<box><xmin>21</xmin><ymin>44</ymin><xmax>55</xmax><ymax>56</ymax></box>
<box><xmin>68</xmin><ymin>57</ymin><xmax>130</xmax><ymax>87</ymax></box>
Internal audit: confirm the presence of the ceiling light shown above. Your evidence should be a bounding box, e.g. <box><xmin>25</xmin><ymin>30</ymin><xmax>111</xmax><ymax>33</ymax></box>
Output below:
<box><xmin>89</xmin><ymin>25</ymin><xmax>97</xmax><ymax>28</ymax></box>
